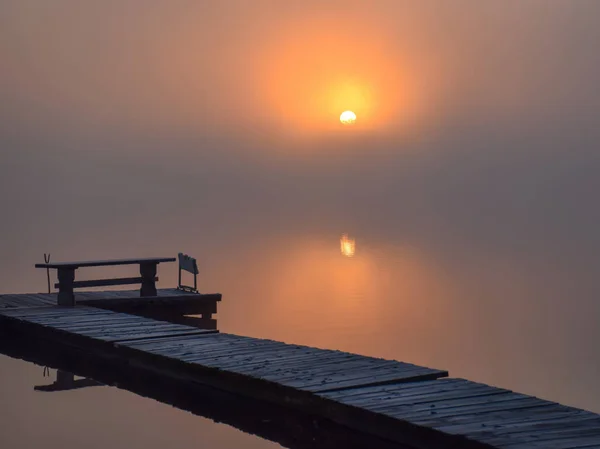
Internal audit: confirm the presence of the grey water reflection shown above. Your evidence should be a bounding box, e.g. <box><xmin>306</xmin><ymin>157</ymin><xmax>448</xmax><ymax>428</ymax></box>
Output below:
<box><xmin>0</xmin><ymin>353</ymin><xmax>281</xmax><ymax>449</ymax></box>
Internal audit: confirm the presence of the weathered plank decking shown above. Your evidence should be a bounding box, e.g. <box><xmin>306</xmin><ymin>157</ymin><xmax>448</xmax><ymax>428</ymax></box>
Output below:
<box><xmin>0</xmin><ymin>288</ymin><xmax>221</xmax><ymax>315</ymax></box>
<box><xmin>0</xmin><ymin>289</ymin><xmax>221</xmax><ymax>330</ymax></box>
<box><xmin>2</xmin><ymin>303</ymin><xmax>600</xmax><ymax>448</ymax></box>
<box><xmin>0</xmin><ymin>288</ymin><xmax>217</xmax><ymax>309</ymax></box>
<box><xmin>0</xmin><ymin>306</ymin><xmax>215</xmax><ymax>342</ymax></box>
<box><xmin>320</xmin><ymin>381</ymin><xmax>600</xmax><ymax>448</ymax></box>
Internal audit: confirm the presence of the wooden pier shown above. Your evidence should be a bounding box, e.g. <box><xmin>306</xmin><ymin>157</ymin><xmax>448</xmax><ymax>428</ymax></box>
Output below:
<box><xmin>1</xmin><ymin>252</ymin><xmax>600</xmax><ymax>449</ymax></box>
<box><xmin>0</xmin><ymin>289</ymin><xmax>221</xmax><ymax>329</ymax></box>
<box><xmin>2</xmin><ymin>300</ymin><xmax>600</xmax><ymax>448</ymax></box>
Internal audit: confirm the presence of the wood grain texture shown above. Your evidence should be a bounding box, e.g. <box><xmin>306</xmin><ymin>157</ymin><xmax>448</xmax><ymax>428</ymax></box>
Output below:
<box><xmin>0</xmin><ymin>289</ymin><xmax>221</xmax><ymax>314</ymax></box>
<box><xmin>0</xmin><ymin>306</ymin><xmax>216</xmax><ymax>343</ymax></box>
<box><xmin>319</xmin><ymin>380</ymin><xmax>600</xmax><ymax>448</ymax></box>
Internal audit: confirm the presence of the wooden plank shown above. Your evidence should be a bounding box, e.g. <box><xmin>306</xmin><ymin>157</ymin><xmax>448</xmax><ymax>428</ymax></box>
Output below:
<box><xmin>55</xmin><ymin>276</ymin><xmax>157</xmax><ymax>289</ymax></box>
<box><xmin>222</xmin><ymin>352</ymin><xmax>371</xmax><ymax>375</ymax></box>
<box><xmin>369</xmin><ymin>391</ymin><xmax>527</xmax><ymax>415</ymax></box>
<box><xmin>75</xmin><ymin>322</ymin><xmax>192</xmax><ymax>336</ymax></box>
<box><xmin>31</xmin><ymin>315</ymin><xmax>144</xmax><ymax>327</ymax></box>
<box><xmin>254</xmin><ymin>361</ymin><xmax>426</xmax><ymax>386</ymax></box>
<box><xmin>136</xmin><ymin>337</ymin><xmax>267</xmax><ymax>356</ymax></box>
<box><xmin>102</xmin><ymin>329</ymin><xmax>215</xmax><ymax>343</ymax></box>
<box><xmin>298</xmin><ymin>363</ymin><xmax>444</xmax><ymax>387</ymax></box>
<box><xmin>472</xmin><ymin>418</ymin><xmax>600</xmax><ymax>441</ymax></box>
<box><xmin>487</xmin><ymin>433</ymin><xmax>600</xmax><ymax>449</ymax></box>
<box><xmin>418</xmin><ymin>405</ymin><xmax>587</xmax><ymax>431</ymax></box>
<box><xmin>114</xmin><ymin>330</ymin><xmax>217</xmax><ymax>344</ymax></box>
<box><xmin>410</xmin><ymin>404</ymin><xmax>589</xmax><ymax>434</ymax></box>
<box><xmin>16</xmin><ymin>309</ymin><xmax>130</xmax><ymax>320</ymax></box>
<box><xmin>321</xmin><ymin>377</ymin><xmax>470</xmax><ymax>401</ymax></box>
<box><xmin>121</xmin><ymin>337</ymin><xmax>232</xmax><ymax>355</ymax></box>
<box><xmin>35</xmin><ymin>257</ymin><xmax>176</xmax><ymax>269</ymax></box>
<box><xmin>255</xmin><ymin>355</ymin><xmax>408</xmax><ymax>375</ymax></box>
<box><xmin>325</xmin><ymin>382</ymin><xmax>510</xmax><ymax>413</ymax></box>
<box><xmin>344</xmin><ymin>385</ymin><xmax>507</xmax><ymax>410</ymax></box>
<box><xmin>215</xmin><ymin>348</ymin><xmax>354</xmax><ymax>369</ymax></box>
<box><xmin>119</xmin><ymin>332</ymin><xmax>226</xmax><ymax>350</ymax></box>
<box><xmin>0</xmin><ymin>306</ymin><xmax>214</xmax><ymax>343</ymax></box>
<box><xmin>398</xmin><ymin>398</ymin><xmax>555</xmax><ymax>421</ymax></box>
<box><xmin>322</xmin><ymin>378</ymin><xmax>463</xmax><ymax>399</ymax></box>
<box><xmin>489</xmin><ymin>429</ymin><xmax>600</xmax><ymax>446</ymax></box>
<box><xmin>0</xmin><ymin>306</ymin><xmax>113</xmax><ymax>318</ymax></box>
<box><xmin>79</xmin><ymin>292</ymin><xmax>221</xmax><ymax>309</ymax></box>
<box><xmin>135</xmin><ymin>336</ymin><xmax>278</xmax><ymax>357</ymax></box>
<box><xmin>0</xmin><ymin>294</ymin><xmax>48</xmax><ymax>307</ymax></box>
<box><xmin>303</xmin><ymin>370</ymin><xmax>446</xmax><ymax>393</ymax></box>
<box><xmin>0</xmin><ymin>290</ymin><xmax>219</xmax><ymax>312</ymax></box>
<box><xmin>0</xmin><ymin>295</ymin><xmax>54</xmax><ymax>308</ymax></box>
<box><xmin>436</xmin><ymin>411</ymin><xmax>597</xmax><ymax>435</ymax></box>
<box><xmin>68</xmin><ymin>325</ymin><xmax>207</xmax><ymax>343</ymax></box>
<box><xmin>183</xmin><ymin>350</ymin><xmax>353</xmax><ymax>370</ymax></box>
<box><xmin>172</xmin><ymin>341</ymin><xmax>305</xmax><ymax>362</ymax></box>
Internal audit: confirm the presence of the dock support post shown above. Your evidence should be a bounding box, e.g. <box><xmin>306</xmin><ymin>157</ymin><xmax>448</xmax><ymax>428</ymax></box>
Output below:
<box><xmin>57</xmin><ymin>268</ymin><xmax>75</xmax><ymax>306</ymax></box>
<box><xmin>140</xmin><ymin>262</ymin><xmax>158</xmax><ymax>297</ymax></box>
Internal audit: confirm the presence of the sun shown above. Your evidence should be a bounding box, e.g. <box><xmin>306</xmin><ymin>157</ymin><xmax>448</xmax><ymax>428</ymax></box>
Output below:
<box><xmin>340</xmin><ymin>110</ymin><xmax>357</xmax><ymax>125</ymax></box>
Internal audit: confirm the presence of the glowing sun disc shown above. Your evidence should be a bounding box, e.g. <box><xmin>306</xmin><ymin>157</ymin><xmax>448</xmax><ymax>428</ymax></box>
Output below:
<box><xmin>340</xmin><ymin>110</ymin><xmax>357</xmax><ymax>125</ymax></box>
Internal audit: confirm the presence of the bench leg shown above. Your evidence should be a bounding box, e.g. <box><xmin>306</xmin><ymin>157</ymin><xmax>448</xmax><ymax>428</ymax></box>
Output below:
<box><xmin>57</xmin><ymin>268</ymin><xmax>75</xmax><ymax>306</ymax></box>
<box><xmin>140</xmin><ymin>262</ymin><xmax>158</xmax><ymax>297</ymax></box>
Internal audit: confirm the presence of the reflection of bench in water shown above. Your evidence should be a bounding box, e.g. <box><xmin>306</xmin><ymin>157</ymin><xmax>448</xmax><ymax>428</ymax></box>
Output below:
<box><xmin>34</xmin><ymin>370</ymin><xmax>102</xmax><ymax>392</ymax></box>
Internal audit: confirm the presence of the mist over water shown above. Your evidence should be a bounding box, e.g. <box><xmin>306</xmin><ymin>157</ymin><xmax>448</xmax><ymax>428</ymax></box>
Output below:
<box><xmin>2</xmin><ymin>1</ymin><xmax>600</xmax><ymax>448</ymax></box>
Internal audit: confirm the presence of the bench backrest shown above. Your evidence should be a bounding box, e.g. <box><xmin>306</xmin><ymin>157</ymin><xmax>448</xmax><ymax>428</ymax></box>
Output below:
<box><xmin>178</xmin><ymin>253</ymin><xmax>198</xmax><ymax>292</ymax></box>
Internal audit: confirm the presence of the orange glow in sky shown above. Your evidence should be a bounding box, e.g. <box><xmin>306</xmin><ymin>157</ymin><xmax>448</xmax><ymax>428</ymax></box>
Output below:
<box><xmin>259</xmin><ymin>17</ymin><xmax>426</xmax><ymax>136</ymax></box>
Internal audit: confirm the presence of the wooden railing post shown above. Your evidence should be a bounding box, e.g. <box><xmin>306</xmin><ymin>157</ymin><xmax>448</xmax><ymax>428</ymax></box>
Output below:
<box><xmin>140</xmin><ymin>262</ymin><xmax>158</xmax><ymax>297</ymax></box>
<box><xmin>57</xmin><ymin>268</ymin><xmax>75</xmax><ymax>306</ymax></box>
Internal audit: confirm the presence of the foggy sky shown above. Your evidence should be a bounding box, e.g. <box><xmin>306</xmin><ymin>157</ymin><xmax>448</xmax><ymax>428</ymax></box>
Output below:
<box><xmin>1</xmin><ymin>0</ymin><xmax>600</xmax><ymax>280</ymax></box>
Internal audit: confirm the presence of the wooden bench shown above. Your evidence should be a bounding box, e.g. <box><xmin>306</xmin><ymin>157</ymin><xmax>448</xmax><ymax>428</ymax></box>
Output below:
<box><xmin>35</xmin><ymin>257</ymin><xmax>176</xmax><ymax>306</ymax></box>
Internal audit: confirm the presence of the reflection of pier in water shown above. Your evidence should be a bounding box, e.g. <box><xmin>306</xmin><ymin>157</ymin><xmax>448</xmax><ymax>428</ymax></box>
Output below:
<box><xmin>34</xmin><ymin>370</ymin><xmax>102</xmax><ymax>392</ymax></box>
